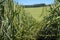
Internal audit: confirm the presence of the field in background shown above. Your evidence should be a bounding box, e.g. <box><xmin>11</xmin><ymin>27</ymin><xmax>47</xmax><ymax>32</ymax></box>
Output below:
<box><xmin>24</xmin><ymin>6</ymin><xmax>50</xmax><ymax>21</ymax></box>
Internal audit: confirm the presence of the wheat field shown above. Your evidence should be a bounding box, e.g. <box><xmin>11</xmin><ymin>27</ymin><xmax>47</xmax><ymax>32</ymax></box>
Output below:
<box><xmin>0</xmin><ymin>0</ymin><xmax>60</xmax><ymax>40</ymax></box>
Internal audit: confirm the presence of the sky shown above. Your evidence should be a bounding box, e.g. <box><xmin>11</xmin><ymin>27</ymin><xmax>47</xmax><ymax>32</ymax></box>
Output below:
<box><xmin>14</xmin><ymin>0</ymin><xmax>54</xmax><ymax>5</ymax></box>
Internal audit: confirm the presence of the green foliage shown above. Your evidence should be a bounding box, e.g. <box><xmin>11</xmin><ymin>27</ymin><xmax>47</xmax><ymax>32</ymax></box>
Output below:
<box><xmin>37</xmin><ymin>0</ymin><xmax>60</xmax><ymax>40</ymax></box>
<box><xmin>0</xmin><ymin>0</ymin><xmax>40</xmax><ymax>40</ymax></box>
<box><xmin>56</xmin><ymin>0</ymin><xmax>60</xmax><ymax>2</ymax></box>
<box><xmin>0</xmin><ymin>0</ymin><xmax>60</xmax><ymax>40</ymax></box>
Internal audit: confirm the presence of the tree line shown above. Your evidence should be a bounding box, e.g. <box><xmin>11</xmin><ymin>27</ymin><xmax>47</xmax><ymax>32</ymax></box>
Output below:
<box><xmin>23</xmin><ymin>4</ymin><xmax>51</xmax><ymax>8</ymax></box>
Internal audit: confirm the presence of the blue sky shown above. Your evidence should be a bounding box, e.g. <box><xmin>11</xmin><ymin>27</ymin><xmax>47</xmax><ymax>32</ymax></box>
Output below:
<box><xmin>14</xmin><ymin>0</ymin><xmax>54</xmax><ymax>5</ymax></box>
